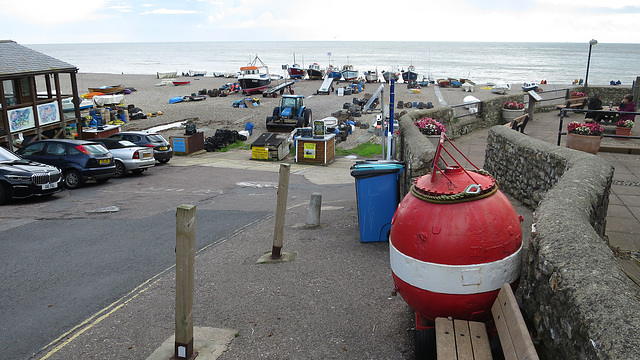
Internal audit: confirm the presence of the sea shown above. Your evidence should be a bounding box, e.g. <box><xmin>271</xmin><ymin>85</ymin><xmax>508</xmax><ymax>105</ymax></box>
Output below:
<box><xmin>27</xmin><ymin>41</ymin><xmax>640</xmax><ymax>86</ymax></box>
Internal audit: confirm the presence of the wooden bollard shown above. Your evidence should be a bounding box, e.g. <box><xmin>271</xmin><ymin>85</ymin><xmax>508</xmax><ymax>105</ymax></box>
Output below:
<box><xmin>271</xmin><ymin>163</ymin><xmax>290</xmax><ymax>259</ymax></box>
<box><xmin>175</xmin><ymin>204</ymin><xmax>197</xmax><ymax>360</ymax></box>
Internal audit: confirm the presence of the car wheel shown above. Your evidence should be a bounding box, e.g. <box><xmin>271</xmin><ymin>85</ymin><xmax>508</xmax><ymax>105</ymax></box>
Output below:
<box><xmin>0</xmin><ymin>183</ymin><xmax>8</xmax><ymax>205</ymax></box>
<box><xmin>64</xmin><ymin>170</ymin><xmax>84</xmax><ymax>189</ymax></box>
<box><xmin>159</xmin><ymin>159</ymin><xmax>170</xmax><ymax>164</ymax></box>
<box><xmin>114</xmin><ymin>161</ymin><xmax>126</xmax><ymax>178</ymax></box>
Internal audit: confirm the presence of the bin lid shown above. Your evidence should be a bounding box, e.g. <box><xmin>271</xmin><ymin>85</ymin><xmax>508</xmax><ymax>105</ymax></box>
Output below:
<box><xmin>350</xmin><ymin>160</ymin><xmax>405</xmax><ymax>179</ymax></box>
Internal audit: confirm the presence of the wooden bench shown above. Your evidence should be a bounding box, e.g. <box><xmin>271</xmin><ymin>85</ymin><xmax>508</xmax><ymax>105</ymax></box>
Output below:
<box><xmin>504</xmin><ymin>114</ymin><xmax>529</xmax><ymax>134</ymax></box>
<box><xmin>556</xmin><ymin>97</ymin><xmax>587</xmax><ymax>115</ymax></box>
<box><xmin>435</xmin><ymin>284</ymin><xmax>539</xmax><ymax>360</ymax></box>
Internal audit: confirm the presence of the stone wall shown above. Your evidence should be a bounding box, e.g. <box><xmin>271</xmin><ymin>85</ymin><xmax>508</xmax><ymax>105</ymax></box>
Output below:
<box><xmin>396</xmin><ymin>119</ymin><xmax>640</xmax><ymax>359</ymax></box>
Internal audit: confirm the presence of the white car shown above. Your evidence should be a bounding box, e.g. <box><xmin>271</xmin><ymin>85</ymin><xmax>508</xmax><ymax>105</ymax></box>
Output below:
<box><xmin>92</xmin><ymin>138</ymin><xmax>155</xmax><ymax>177</ymax></box>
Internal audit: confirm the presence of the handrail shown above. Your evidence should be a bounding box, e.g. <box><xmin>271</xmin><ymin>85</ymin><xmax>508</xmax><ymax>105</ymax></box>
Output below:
<box><xmin>556</xmin><ymin>108</ymin><xmax>640</xmax><ymax>145</ymax></box>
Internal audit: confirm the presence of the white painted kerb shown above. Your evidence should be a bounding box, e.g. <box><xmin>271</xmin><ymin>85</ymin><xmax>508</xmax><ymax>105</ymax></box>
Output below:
<box><xmin>390</xmin><ymin>240</ymin><xmax>522</xmax><ymax>294</ymax></box>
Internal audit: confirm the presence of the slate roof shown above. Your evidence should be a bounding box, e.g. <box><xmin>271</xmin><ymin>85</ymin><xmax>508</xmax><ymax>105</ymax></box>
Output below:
<box><xmin>0</xmin><ymin>40</ymin><xmax>77</xmax><ymax>77</ymax></box>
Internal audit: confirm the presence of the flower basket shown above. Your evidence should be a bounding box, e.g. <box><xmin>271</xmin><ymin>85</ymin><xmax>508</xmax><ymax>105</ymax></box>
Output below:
<box><xmin>570</xmin><ymin>91</ymin><xmax>587</xmax><ymax>99</ymax></box>
<box><xmin>414</xmin><ymin>117</ymin><xmax>446</xmax><ymax>136</ymax></box>
<box><xmin>566</xmin><ymin>121</ymin><xmax>604</xmax><ymax>154</ymax></box>
<box><xmin>566</xmin><ymin>133</ymin><xmax>602</xmax><ymax>154</ymax></box>
<box><xmin>502</xmin><ymin>108</ymin><xmax>525</xmax><ymax>123</ymax></box>
<box><xmin>616</xmin><ymin>126</ymin><xmax>632</xmax><ymax>137</ymax></box>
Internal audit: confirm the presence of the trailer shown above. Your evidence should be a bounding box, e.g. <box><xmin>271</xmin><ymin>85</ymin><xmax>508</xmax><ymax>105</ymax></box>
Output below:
<box><xmin>262</xmin><ymin>81</ymin><xmax>296</xmax><ymax>98</ymax></box>
<box><xmin>316</xmin><ymin>77</ymin><xmax>334</xmax><ymax>95</ymax></box>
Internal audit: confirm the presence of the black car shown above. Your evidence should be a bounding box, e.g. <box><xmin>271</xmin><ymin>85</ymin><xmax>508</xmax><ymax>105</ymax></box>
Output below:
<box><xmin>16</xmin><ymin>139</ymin><xmax>116</xmax><ymax>189</ymax></box>
<box><xmin>0</xmin><ymin>146</ymin><xmax>62</xmax><ymax>204</ymax></box>
<box><xmin>109</xmin><ymin>131</ymin><xmax>173</xmax><ymax>163</ymax></box>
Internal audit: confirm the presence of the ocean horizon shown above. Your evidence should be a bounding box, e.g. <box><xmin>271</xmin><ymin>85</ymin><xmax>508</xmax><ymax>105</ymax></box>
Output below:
<box><xmin>27</xmin><ymin>41</ymin><xmax>640</xmax><ymax>86</ymax></box>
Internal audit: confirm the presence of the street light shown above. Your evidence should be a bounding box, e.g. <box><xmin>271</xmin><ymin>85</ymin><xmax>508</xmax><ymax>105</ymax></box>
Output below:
<box><xmin>584</xmin><ymin>39</ymin><xmax>598</xmax><ymax>90</ymax></box>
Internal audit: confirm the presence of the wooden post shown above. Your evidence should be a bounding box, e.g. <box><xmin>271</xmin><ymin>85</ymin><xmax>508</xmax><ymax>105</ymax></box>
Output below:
<box><xmin>271</xmin><ymin>163</ymin><xmax>290</xmax><ymax>259</ymax></box>
<box><xmin>175</xmin><ymin>204</ymin><xmax>196</xmax><ymax>360</ymax></box>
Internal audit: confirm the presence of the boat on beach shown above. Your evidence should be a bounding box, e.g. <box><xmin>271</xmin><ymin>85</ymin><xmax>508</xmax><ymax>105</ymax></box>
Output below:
<box><xmin>157</xmin><ymin>71</ymin><xmax>177</xmax><ymax>79</ymax></box>
<box><xmin>327</xmin><ymin>65</ymin><xmax>342</xmax><ymax>80</ymax></box>
<box><xmin>287</xmin><ymin>63</ymin><xmax>305</xmax><ymax>79</ymax></box>
<box><xmin>307</xmin><ymin>63</ymin><xmax>324</xmax><ymax>80</ymax></box>
<box><xmin>522</xmin><ymin>82</ymin><xmax>539</xmax><ymax>92</ymax></box>
<box><xmin>237</xmin><ymin>55</ymin><xmax>272</xmax><ymax>95</ymax></box>
<box><xmin>341</xmin><ymin>64</ymin><xmax>358</xmax><ymax>81</ymax></box>
<box><xmin>401</xmin><ymin>65</ymin><xmax>418</xmax><ymax>82</ymax></box>
<box><xmin>87</xmin><ymin>85</ymin><xmax>125</xmax><ymax>94</ymax></box>
<box><xmin>365</xmin><ymin>70</ymin><xmax>378</xmax><ymax>83</ymax></box>
<box><xmin>491</xmin><ymin>83</ymin><xmax>511</xmax><ymax>94</ymax></box>
<box><xmin>382</xmin><ymin>68</ymin><xmax>400</xmax><ymax>82</ymax></box>
<box><xmin>173</xmin><ymin>80</ymin><xmax>191</xmax><ymax>86</ymax></box>
<box><xmin>188</xmin><ymin>70</ymin><xmax>207</xmax><ymax>77</ymax></box>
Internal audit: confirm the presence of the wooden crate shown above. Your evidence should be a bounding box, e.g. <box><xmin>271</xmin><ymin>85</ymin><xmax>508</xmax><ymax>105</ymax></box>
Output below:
<box><xmin>170</xmin><ymin>132</ymin><xmax>205</xmax><ymax>155</ymax></box>
<box><xmin>251</xmin><ymin>132</ymin><xmax>289</xmax><ymax>161</ymax></box>
<box><xmin>296</xmin><ymin>134</ymin><xmax>335</xmax><ymax>165</ymax></box>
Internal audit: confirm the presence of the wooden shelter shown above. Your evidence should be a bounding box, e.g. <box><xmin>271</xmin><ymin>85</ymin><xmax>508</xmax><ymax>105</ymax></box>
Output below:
<box><xmin>0</xmin><ymin>40</ymin><xmax>83</xmax><ymax>151</ymax></box>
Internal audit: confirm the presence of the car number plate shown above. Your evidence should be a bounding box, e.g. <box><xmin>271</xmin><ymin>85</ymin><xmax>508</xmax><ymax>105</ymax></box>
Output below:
<box><xmin>143</xmin><ymin>153</ymin><xmax>152</xmax><ymax>158</ymax></box>
<box><xmin>159</xmin><ymin>146</ymin><xmax>168</xmax><ymax>151</ymax></box>
<box><xmin>42</xmin><ymin>182</ymin><xmax>58</xmax><ymax>190</ymax></box>
<box><xmin>99</xmin><ymin>159</ymin><xmax>110</xmax><ymax>164</ymax></box>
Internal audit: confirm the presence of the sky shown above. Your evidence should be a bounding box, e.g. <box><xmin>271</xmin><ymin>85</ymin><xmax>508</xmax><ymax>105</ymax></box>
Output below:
<box><xmin>1</xmin><ymin>0</ymin><xmax>639</xmax><ymax>44</ymax></box>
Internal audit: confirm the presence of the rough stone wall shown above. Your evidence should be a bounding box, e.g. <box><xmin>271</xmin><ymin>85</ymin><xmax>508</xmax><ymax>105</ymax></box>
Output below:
<box><xmin>582</xmin><ymin>86</ymin><xmax>633</xmax><ymax>108</ymax></box>
<box><xmin>485</xmin><ymin>126</ymin><xmax>640</xmax><ymax>360</ymax></box>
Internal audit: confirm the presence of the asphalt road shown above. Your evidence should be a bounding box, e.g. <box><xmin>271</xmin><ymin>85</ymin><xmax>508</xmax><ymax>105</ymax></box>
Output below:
<box><xmin>0</xmin><ymin>162</ymin><xmax>329</xmax><ymax>360</ymax></box>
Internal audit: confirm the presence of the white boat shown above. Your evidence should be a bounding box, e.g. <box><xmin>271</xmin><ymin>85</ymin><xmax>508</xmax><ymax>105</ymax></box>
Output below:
<box><xmin>491</xmin><ymin>83</ymin><xmax>511</xmax><ymax>95</ymax></box>
<box><xmin>365</xmin><ymin>70</ymin><xmax>378</xmax><ymax>83</ymax></box>
<box><xmin>341</xmin><ymin>64</ymin><xmax>358</xmax><ymax>81</ymax></box>
<box><xmin>157</xmin><ymin>71</ymin><xmax>177</xmax><ymax>79</ymax></box>
<box><xmin>522</xmin><ymin>82</ymin><xmax>539</xmax><ymax>92</ymax></box>
<box><xmin>188</xmin><ymin>70</ymin><xmax>207</xmax><ymax>77</ymax></box>
<box><xmin>61</xmin><ymin>97</ymin><xmax>93</xmax><ymax>112</ymax></box>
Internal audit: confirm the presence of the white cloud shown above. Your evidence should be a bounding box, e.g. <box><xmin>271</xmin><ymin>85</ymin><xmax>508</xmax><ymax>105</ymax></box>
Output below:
<box><xmin>0</xmin><ymin>0</ymin><xmax>110</xmax><ymax>25</ymax></box>
<box><xmin>140</xmin><ymin>8</ymin><xmax>200</xmax><ymax>15</ymax></box>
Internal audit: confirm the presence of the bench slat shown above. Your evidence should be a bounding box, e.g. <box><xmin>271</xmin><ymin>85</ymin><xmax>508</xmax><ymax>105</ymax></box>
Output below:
<box><xmin>469</xmin><ymin>321</ymin><xmax>493</xmax><ymax>360</ymax></box>
<box><xmin>436</xmin><ymin>317</ymin><xmax>457</xmax><ymax>359</ymax></box>
<box><xmin>493</xmin><ymin>284</ymin><xmax>540</xmax><ymax>360</ymax></box>
<box><xmin>454</xmin><ymin>319</ymin><xmax>474</xmax><ymax>359</ymax></box>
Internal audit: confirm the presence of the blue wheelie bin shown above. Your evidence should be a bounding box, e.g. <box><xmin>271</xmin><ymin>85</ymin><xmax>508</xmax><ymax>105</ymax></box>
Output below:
<box><xmin>350</xmin><ymin>160</ymin><xmax>405</xmax><ymax>242</ymax></box>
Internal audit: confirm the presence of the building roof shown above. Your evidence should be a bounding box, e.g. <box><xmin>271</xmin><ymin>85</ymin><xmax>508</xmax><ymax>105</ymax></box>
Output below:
<box><xmin>0</xmin><ymin>40</ymin><xmax>77</xmax><ymax>77</ymax></box>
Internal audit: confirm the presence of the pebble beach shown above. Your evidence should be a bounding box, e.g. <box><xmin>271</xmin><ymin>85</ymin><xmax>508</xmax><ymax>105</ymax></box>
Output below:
<box><xmin>67</xmin><ymin>72</ymin><xmax>575</xmax><ymax>149</ymax></box>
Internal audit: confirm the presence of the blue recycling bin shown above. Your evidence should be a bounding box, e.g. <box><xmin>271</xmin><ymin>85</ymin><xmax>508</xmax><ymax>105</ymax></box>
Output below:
<box><xmin>350</xmin><ymin>160</ymin><xmax>405</xmax><ymax>242</ymax></box>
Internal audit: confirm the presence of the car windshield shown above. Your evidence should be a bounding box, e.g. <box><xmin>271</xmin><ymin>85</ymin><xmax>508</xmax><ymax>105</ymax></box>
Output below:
<box><xmin>146</xmin><ymin>134</ymin><xmax>166</xmax><ymax>143</ymax></box>
<box><xmin>84</xmin><ymin>144</ymin><xmax>110</xmax><ymax>155</ymax></box>
<box><xmin>0</xmin><ymin>146</ymin><xmax>22</xmax><ymax>162</ymax></box>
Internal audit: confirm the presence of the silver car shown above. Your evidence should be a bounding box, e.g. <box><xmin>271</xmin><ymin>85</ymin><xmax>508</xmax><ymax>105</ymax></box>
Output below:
<box><xmin>92</xmin><ymin>138</ymin><xmax>155</xmax><ymax>177</ymax></box>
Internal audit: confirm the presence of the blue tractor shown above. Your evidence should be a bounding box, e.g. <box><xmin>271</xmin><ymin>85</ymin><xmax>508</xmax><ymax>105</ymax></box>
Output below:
<box><xmin>266</xmin><ymin>95</ymin><xmax>312</xmax><ymax>132</ymax></box>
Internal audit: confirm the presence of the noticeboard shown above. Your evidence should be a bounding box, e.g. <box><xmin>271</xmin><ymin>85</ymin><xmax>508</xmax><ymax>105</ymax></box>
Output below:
<box><xmin>313</xmin><ymin>120</ymin><xmax>325</xmax><ymax>138</ymax></box>
<box><xmin>252</xmin><ymin>147</ymin><xmax>269</xmax><ymax>160</ymax></box>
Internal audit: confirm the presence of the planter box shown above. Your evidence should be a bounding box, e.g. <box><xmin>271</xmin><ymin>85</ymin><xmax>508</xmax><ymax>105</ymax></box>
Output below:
<box><xmin>566</xmin><ymin>133</ymin><xmax>602</xmax><ymax>154</ymax></box>
<box><xmin>502</xmin><ymin>109</ymin><xmax>525</xmax><ymax>124</ymax></box>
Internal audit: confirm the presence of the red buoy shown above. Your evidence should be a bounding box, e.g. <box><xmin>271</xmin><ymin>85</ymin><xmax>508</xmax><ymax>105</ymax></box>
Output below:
<box><xmin>390</xmin><ymin>135</ymin><xmax>523</xmax><ymax>328</ymax></box>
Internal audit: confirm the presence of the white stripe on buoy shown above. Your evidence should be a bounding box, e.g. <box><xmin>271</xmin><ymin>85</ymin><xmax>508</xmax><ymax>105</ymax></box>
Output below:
<box><xmin>389</xmin><ymin>239</ymin><xmax>522</xmax><ymax>295</ymax></box>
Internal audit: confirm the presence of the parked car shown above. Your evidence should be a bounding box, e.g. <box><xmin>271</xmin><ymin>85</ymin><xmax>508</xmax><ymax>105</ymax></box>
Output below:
<box><xmin>0</xmin><ymin>146</ymin><xmax>63</xmax><ymax>204</ymax></box>
<box><xmin>109</xmin><ymin>131</ymin><xmax>173</xmax><ymax>163</ymax></box>
<box><xmin>91</xmin><ymin>138</ymin><xmax>155</xmax><ymax>177</ymax></box>
<box><xmin>16</xmin><ymin>139</ymin><xmax>116</xmax><ymax>189</ymax></box>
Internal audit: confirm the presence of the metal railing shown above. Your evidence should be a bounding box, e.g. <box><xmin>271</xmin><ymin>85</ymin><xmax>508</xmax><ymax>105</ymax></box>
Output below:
<box><xmin>556</xmin><ymin>108</ymin><xmax>640</xmax><ymax>146</ymax></box>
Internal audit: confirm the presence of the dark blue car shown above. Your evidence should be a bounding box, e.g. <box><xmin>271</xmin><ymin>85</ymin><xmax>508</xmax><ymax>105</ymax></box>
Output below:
<box><xmin>17</xmin><ymin>139</ymin><xmax>116</xmax><ymax>189</ymax></box>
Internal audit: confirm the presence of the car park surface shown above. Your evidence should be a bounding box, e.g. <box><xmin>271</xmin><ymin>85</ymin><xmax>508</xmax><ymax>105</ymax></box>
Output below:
<box><xmin>16</xmin><ymin>139</ymin><xmax>116</xmax><ymax>189</ymax></box>
<box><xmin>91</xmin><ymin>138</ymin><xmax>155</xmax><ymax>177</ymax></box>
<box><xmin>0</xmin><ymin>146</ymin><xmax>62</xmax><ymax>204</ymax></box>
<box><xmin>109</xmin><ymin>131</ymin><xmax>173</xmax><ymax>163</ymax></box>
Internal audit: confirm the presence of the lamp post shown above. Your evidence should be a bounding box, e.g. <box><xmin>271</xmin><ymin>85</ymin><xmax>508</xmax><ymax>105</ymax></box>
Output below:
<box><xmin>584</xmin><ymin>39</ymin><xmax>598</xmax><ymax>90</ymax></box>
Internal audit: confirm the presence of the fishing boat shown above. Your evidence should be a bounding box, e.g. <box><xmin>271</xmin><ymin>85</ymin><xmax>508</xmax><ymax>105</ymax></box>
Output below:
<box><xmin>382</xmin><ymin>68</ymin><xmax>400</xmax><ymax>82</ymax></box>
<box><xmin>188</xmin><ymin>70</ymin><xmax>207</xmax><ymax>77</ymax></box>
<box><xmin>173</xmin><ymin>80</ymin><xmax>191</xmax><ymax>86</ymax></box>
<box><xmin>401</xmin><ymin>65</ymin><xmax>418</xmax><ymax>82</ymax></box>
<box><xmin>327</xmin><ymin>65</ymin><xmax>342</xmax><ymax>80</ymax></box>
<box><xmin>307</xmin><ymin>63</ymin><xmax>324</xmax><ymax>80</ymax></box>
<box><xmin>341</xmin><ymin>64</ymin><xmax>358</xmax><ymax>81</ymax></box>
<box><xmin>87</xmin><ymin>85</ymin><xmax>125</xmax><ymax>94</ymax></box>
<box><xmin>237</xmin><ymin>55</ymin><xmax>272</xmax><ymax>95</ymax></box>
<box><xmin>491</xmin><ymin>83</ymin><xmax>511</xmax><ymax>94</ymax></box>
<box><xmin>61</xmin><ymin>97</ymin><xmax>94</xmax><ymax>112</ymax></box>
<box><xmin>522</xmin><ymin>82</ymin><xmax>539</xmax><ymax>92</ymax></box>
<box><xmin>157</xmin><ymin>71</ymin><xmax>177</xmax><ymax>79</ymax></box>
<box><xmin>364</xmin><ymin>70</ymin><xmax>378</xmax><ymax>83</ymax></box>
<box><xmin>287</xmin><ymin>63</ymin><xmax>305</xmax><ymax>79</ymax></box>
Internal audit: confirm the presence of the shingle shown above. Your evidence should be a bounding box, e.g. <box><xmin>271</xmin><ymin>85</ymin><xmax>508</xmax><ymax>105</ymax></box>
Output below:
<box><xmin>0</xmin><ymin>40</ymin><xmax>77</xmax><ymax>76</ymax></box>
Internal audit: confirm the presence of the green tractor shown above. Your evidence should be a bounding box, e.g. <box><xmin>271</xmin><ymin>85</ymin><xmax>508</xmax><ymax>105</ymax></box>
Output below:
<box><xmin>266</xmin><ymin>95</ymin><xmax>312</xmax><ymax>132</ymax></box>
